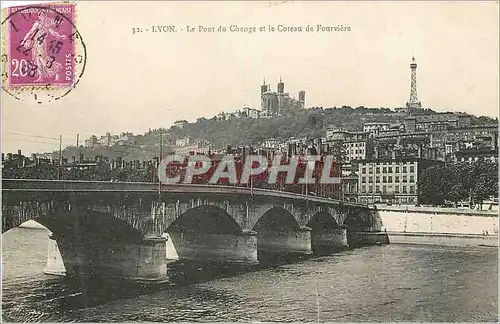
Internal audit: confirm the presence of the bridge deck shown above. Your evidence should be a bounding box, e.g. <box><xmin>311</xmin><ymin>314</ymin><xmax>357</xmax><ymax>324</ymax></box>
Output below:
<box><xmin>2</xmin><ymin>179</ymin><xmax>369</xmax><ymax>208</ymax></box>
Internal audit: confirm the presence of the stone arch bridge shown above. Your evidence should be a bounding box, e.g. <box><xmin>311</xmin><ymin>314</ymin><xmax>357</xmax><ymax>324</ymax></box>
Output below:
<box><xmin>2</xmin><ymin>179</ymin><xmax>387</xmax><ymax>281</ymax></box>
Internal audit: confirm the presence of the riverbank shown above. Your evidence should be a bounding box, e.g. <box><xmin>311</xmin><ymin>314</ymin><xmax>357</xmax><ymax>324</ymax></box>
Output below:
<box><xmin>387</xmin><ymin>231</ymin><xmax>498</xmax><ymax>247</ymax></box>
<box><xmin>377</xmin><ymin>208</ymin><xmax>498</xmax><ymax>236</ymax></box>
<box><xmin>376</xmin><ymin>204</ymin><xmax>498</xmax><ymax>216</ymax></box>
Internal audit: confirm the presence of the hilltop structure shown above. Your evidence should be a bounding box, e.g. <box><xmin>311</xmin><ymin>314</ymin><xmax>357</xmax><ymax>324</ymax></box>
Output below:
<box><xmin>406</xmin><ymin>56</ymin><xmax>423</xmax><ymax>111</ymax></box>
<box><xmin>261</xmin><ymin>77</ymin><xmax>305</xmax><ymax>116</ymax></box>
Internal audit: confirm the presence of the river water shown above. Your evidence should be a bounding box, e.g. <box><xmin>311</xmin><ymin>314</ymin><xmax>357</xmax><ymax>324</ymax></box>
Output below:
<box><xmin>2</xmin><ymin>227</ymin><xmax>498</xmax><ymax>322</ymax></box>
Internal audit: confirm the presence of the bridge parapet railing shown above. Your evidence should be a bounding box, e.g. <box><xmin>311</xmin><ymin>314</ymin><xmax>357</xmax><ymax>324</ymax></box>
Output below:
<box><xmin>1</xmin><ymin>179</ymin><xmax>370</xmax><ymax>208</ymax></box>
<box><xmin>375</xmin><ymin>204</ymin><xmax>498</xmax><ymax>216</ymax></box>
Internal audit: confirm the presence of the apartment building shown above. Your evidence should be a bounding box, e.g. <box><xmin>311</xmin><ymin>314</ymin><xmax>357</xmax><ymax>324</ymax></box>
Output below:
<box><xmin>357</xmin><ymin>157</ymin><xmax>441</xmax><ymax>205</ymax></box>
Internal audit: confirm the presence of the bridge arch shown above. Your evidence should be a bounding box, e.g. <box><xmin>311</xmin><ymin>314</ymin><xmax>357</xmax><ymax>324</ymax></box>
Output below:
<box><xmin>43</xmin><ymin>209</ymin><xmax>144</xmax><ymax>243</ymax></box>
<box><xmin>165</xmin><ymin>205</ymin><xmax>256</xmax><ymax>263</ymax></box>
<box><xmin>1</xmin><ymin>201</ymin><xmax>166</xmax><ymax>279</ymax></box>
<box><xmin>1</xmin><ymin>198</ymin><xmax>144</xmax><ymax>243</ymax></box>
<box><xmin>252</xmin><ymin>207</ymin><xmax>311</xmax><ymax>257</ymax></box>
<box><xmin>307</xmin><ymin>211</ymin><xmax>348</xmax><ymax>252</ymax></box>
<box><xmin>307</xmin><ymin>211</ymin><xmax>338</xmax><ymax>230</ymax></box>
<box><xmin>252</xmin><ymin>207</ymin><xmax>301</xmax><ymax>232</ymax></box>
<box><xmin>167</xmin><ymin>205</ymin><xmax>243</xmax><ymax>235</ymax></box>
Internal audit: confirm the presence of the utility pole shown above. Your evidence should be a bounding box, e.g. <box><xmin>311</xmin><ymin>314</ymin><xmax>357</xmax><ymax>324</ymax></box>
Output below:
<box><xmin>58</xmin><ymin>135</ymin><xmax>62</xmax><ymax>180</ymax></box>
<box><xmin>77</xmin><ymin>133</ymin><xmax>82</xmax><ymax>163</ymax></box>
<box><xmin>250</xmin><ymin>153</ymin><xmax>253</xmax><ymax>196</ymax></box>
<box><xmin>155</xmin><ymin>130</ymin><xmax>164</xmax><ymax>237</ymax></box>
<box><xmin>250</xmin><ymin>174</ymin><xmax>253</xmax><ymax>196</ymax></box>
<box><xmin>158</xmin><ymin>131</ymin><xmax>163</xmax><ymax>199</ymax></box>
<box><xmin>305</xmin><ymin>157</ymin><xmax>309</xmax><ymax>201</ymax></box>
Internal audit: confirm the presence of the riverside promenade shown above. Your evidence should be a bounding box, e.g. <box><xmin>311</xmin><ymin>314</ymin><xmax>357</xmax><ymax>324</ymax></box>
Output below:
<box><xmin>376</xmin><ymin>205</ymin><xmax>498</xmax><ymax>247</ymax></box>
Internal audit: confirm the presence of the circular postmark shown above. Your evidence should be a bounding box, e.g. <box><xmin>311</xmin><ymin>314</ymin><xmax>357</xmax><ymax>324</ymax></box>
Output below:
<box><xmin>1</xmin><ymin>3</ymin><xmax>87</xmax><ymax>103</ymax></box>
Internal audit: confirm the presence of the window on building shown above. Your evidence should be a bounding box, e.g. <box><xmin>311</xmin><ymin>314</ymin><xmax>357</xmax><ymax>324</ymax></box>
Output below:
<box><xmin>369</xmin><ymin>167</ymin><xmax>373</xmax><ymax>174</ymax></box>
<box><xmin>362</xmin><ymin>176</ymin><xmax>366</xmax><ymax>183</ymax></box>
<box><xmin>369</xmin><ymin>176</ymin><xmax>373</xmax><ymax>183</ymax></box>
<box><xmin>376</xmin><ymin>186</ymin><xmax>380</xmax><ymax>193</ymax></box>
<box><xmin>395</xmin><ymin>185</ymin><xmax>400</xmax><ymax>193</ymax></box>
<box><xmin>388</xmin><ymin>176</ymin><xmax>393</xmax><ymax>182</ymax></box>
<box><xmin>376</xmin><ymin>176</ymin><xmax>380</xmax><ymax>183</ymax></box>
<box><xmin>403</xmin><ymin>166</ymin><xmax>407</xmax><ymax>173</ymax></box>
<box><xmin>403</xmin><ymin>186</ymin><xmax>407</xmax><ymax>193</ymax></box>
<box><xmin>410</xmin><ymin>165</ymin><xmax>415</xmax><ymax>173</ymax></box>
<box><xmin>382</xmin><ymin>167</ymin><xmax>387</xmax><ymax>173</ymax></box>
<box><xmin>410</xmin><ymin>175</ymin><xmax>414</xmax><ymax>183</ymax></box>
<box><xmin>409</xmin><ymin>185</ymin><xmax>415</xmax><ymax>194</ymax></box>
<box><xmin>376</xmin><ymin>167</ymin><xmax>380</xmax><ymax>173</ymax></box>
<box><xmin>395</xmin><ymin>166</ymin><xmax>400</xmax><ymax>173</ymax></box>
<box><xmin>362</xmin><ymin>167</ymin><xmax>366</xmax><ymax>174</ymax></box>
<box><xmin>388</xmin><ymin>167</ymin><xmax>392</xmax><ymax>173</ymax></box>
<box><xmin>382</xmin><ymin>176</ymin><xmax>387</xmax><ymax>183</ymax></box>
<box><xmin>383</xmin><ymin>186</ymin><xmax>387</xmax><ymax>193</ymax></box>
<box><xmin>368</xmin><ymin>186</ymin><xmax>373</xmax><ymax>193</ymax></box>
<box><xmin>403</xmin><ymin>175</ymin><xmax>407</xmax><ymax>183</ymax></box>
<box><xmin>361</xmin><ymin>185</ymin><xmax>366</xmax><ymax>193</ymax></box>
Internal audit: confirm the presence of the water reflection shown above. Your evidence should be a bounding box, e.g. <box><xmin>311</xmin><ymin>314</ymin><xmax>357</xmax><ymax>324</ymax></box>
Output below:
<box><xmin>2</xmin><ymin>228</ymin><xmax>498</xmax><ymax>322</ymax></box>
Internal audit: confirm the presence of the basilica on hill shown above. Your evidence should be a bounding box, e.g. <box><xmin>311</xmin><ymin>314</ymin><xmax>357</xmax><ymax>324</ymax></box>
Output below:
<box><xmin>260</xmin><ymin>78</ymin><xmax>306</xmax><ymax>116</ymax></box>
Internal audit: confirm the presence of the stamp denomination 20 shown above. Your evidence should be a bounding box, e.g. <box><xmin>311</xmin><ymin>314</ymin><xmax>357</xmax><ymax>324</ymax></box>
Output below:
<box><xmin>1</xmin><ymin>3</ymin><xmax>87</xmax><ymax>103</ymax></box>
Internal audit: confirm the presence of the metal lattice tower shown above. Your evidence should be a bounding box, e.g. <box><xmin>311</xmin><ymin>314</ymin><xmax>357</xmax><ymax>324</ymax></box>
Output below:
<box><xmin>406</xmin><ymin>56</ymin><xmax>422</xmax><ymax>109</ymax></box>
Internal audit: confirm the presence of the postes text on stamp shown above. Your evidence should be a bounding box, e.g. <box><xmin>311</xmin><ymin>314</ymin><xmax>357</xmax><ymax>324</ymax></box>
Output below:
<box><xmin>1</xmin><ymin>2</ymin><xmax>87</xmax><ymax>103</ymax></box>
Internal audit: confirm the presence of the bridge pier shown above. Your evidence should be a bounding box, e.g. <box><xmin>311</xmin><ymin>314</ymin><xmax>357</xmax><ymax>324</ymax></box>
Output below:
<box><xmin>51</xmin><ymin>235</ymin><xmax>168</xmax><ymax>282</ymax></box>
<box><xmin>347</xmin><ymin>231</ymin><xmax>390</xmax><ymax>247</ymax></box>
<box><xmin>44</xmin><ymin>234</ymin><xmax>66</xmax><ymax>276</ymax></box>
<box><xmin>311</xmin><ymin>226</ymin><xmax>348</xmax><ymax>252</ymax></box>
<box><xmin>257</xmin><ymin>226</ymin><xmax>312</xmax><ymax>256</ymax></box>
<box><xmin>166</xmin><ymin>230</ymin><xmax>258</xmax><ymax>264</ymax></box>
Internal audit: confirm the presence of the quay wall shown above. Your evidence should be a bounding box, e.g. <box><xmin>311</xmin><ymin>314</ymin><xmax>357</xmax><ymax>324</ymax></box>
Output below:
<box><xmin>377</xmin><ymin>207</ymin><xmax>498</xmax><ymax>246</ymax></box>
<box><xmin>377</xmin><ymin>208</ymin><xmax>498</xmax><ymax>235</ymax></box>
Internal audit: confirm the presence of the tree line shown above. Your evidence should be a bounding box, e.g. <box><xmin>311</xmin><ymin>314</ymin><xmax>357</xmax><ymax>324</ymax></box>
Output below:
<box><xmin>418</xmin><ymin>159</ymin><xmax>498</xmax><ymax>207</ymax></box>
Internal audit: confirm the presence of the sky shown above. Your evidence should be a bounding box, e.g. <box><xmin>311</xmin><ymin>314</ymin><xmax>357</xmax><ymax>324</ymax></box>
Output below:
<box><xmin>2</xmin><ymin>1</ymin><xmax>499</xmax><ymax>154</ymax></box>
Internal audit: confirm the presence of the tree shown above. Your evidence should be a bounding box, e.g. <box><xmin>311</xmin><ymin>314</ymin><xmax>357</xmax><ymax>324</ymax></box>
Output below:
<box><xmin>446</xmin><ymin>162</ymin><xmax>473</xmax><ymax>204</ymax></box>
<box><xmin>470</xmin><ymin>159</ymin><xmax>498</xmax><ymax>207</ymax></box>
<box><xmin>419</xmin><ymin>159</ymin><xmax>498</xmax><ymax>207</ymax></box>
<box><xmin>418</xmin><ymin>164</ymin><xmax>450</xmax><ymax>205</ymax></box>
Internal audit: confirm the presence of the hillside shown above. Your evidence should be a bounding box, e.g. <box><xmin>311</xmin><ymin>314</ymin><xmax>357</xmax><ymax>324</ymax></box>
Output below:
<box><xmin>169</xmin><ymin>107</ymin><xmax>404</xmax><ymax>146</ymax></box>
<box><xmin>59</xmin><ymin>107</ymin><xmax>497</xmax><ymax>161</ymax></box>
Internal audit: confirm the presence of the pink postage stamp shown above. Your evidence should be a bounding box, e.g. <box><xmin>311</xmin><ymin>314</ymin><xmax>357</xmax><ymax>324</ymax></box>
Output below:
<box><xmin>2</xmin><ymin>2</ymin><xmax>86</xmax><ymax>103</ymax></box>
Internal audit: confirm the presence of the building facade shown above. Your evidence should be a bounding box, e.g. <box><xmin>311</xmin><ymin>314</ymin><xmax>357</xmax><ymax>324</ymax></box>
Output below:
<box><xmin>174</xmin><ymin>142</ymin><xmax>210</xmax><ymax>156</ymax></box>
<box><xmin>363</xmin><ymin>122</ymin><xmax>390</xmax><ymax>133</ymax></box>
<box><xmin>325</xmin><ymin>128</ymin><xmax>374</xmax><ymax>166</ymax></box>
<box><xmin>174</xmin><ymin>137</ymin><xmax>210</xmax><ymax>155</ymax></box>
<box><xmin>242</xmin><ymin>107</ymin><xmax>262</xmax><ymax>118</ymax></box>
<box><xmin>261</xmin><ymin>78</ymin><xmax>305</xmax><ymax>116</ymax></box>
<box><xmin>454</xmin><ymin>149</ymin><xmax>499</xmax><ymax>164</ymax></box>
<box><xmin>357</xmin><ymin>157</ymin><xmax>441</xmax><ymax>205</ymax></box>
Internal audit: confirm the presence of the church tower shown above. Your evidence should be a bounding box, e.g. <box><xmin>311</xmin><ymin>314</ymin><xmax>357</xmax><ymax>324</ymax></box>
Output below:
<box><xmin>261</xmin><ymin>78</ymin><xmax>268</xmax><ymax>94</ymax></box>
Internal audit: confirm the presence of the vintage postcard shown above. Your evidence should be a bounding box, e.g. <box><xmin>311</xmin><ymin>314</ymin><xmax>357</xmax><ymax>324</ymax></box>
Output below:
<box><xmin>1</xmin><ymin>1</ymin><xmax>498</xmax><ymax>322</ymax></box>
